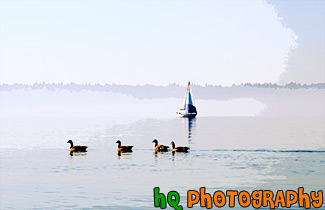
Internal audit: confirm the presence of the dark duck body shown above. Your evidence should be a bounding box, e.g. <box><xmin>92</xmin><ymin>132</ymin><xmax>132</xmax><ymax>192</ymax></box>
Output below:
<box><xmin>152</xmin><ymin>139</ymin><xmax>169</xmax><ymax>152</ymax></box>
<box><xmin>67</xmin><ymin>140</ymin><xmax>88</xmax><ymax>152</ymax></box>
<box><xmin>170</xmin><ymin>141</ymin><xmax>189</xmax><ymax>152</ymax></box>
<box><xmin>116</xmin><ymin>140</ymin><xmax>133</xmax><ymax>152</ymax></box>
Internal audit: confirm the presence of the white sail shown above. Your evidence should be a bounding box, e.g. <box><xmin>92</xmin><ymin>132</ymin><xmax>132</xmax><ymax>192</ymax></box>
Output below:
<box><xmin>187</xmin><ymin>83</ymin><xmax>194</xmax><ymax>106</ymax></box>
<box><xmin>180</xmin><ymin>82</ymin><xmax>189</xmax><ymax>110</ymax></box>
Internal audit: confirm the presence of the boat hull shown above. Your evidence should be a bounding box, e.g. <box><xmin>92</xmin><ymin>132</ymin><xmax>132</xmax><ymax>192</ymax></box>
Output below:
<box><xmin>176</xmin><ymin>112</ymin><xmax>197</xmax><ymax>118</ymax></box>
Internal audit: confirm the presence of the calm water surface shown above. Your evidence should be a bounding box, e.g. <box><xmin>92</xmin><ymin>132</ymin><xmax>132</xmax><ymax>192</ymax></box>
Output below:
<box><xmin>0</xmin><ymin>116</ymin><xmax>324</xmax><ymax>209</ymax></box>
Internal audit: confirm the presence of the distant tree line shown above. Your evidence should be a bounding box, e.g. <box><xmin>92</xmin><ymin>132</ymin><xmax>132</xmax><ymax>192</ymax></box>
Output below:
<box><xmin>240</xmin><ymin>82</ymin><xmax>325</xmax><ymax>89</ymax></box>
<box><xmin>1</xmin><ymin>82</ymin><xmax>324</xmax><ymax>100</ymax></box>
<box><xmin>0</xmin><ymin>82</ymin><xmax>324</xmax><ymax>91</ymax></box>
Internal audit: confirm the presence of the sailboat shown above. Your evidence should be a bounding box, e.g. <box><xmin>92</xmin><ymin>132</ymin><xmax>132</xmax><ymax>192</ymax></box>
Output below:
<box><xmin>176</xmin><ymin>82</ymin><xmax>197</xmax><ymax>118</ymax></box>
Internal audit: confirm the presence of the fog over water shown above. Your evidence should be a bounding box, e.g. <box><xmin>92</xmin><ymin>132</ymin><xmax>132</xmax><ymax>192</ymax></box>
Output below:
<box><xmin>1</xmin><ymin>85</ymin><xmax>324</xmax><ymax>118</ymax></box>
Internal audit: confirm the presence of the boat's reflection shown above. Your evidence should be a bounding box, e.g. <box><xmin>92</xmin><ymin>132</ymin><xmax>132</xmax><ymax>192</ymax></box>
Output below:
<box><xmin>181</xmin><ymin>117</ymin><xmax>196</xmax><ymax>144</ymax></box>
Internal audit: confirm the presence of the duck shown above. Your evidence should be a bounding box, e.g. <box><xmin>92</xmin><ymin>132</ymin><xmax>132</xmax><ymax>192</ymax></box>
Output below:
<box><xmin>152</xmin><ymin>139</ymin><xmax>169</xmax><ymax>152</ymax></box>
<box><xmin>67</xmin><ymin>140</ymin><xmax>88</xmax><ymax>152</ymax></box>
<box><xmin>116</xmin><ymin>140</ymin><xmax>133</xmax><ymax>152</ymax></box>
<box><xmin>170</xmin><ymin>141</ymin><xmax>189</xmax><ymax>152</ymax></box>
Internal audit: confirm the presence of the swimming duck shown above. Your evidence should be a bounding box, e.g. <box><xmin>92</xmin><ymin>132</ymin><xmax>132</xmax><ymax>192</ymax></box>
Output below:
<box><xmin>116</xmin><ymin>140</ymin><xmax>133</xmax><ymax>152</ymax></box>
<box><xmin>152</xmin><ymin>139</ymin><xmax>169</xmax><ymax>152</ymax></box>
<box><xmin>67</xmin><ymin>140</ymin><xmax>88</xmax><ymax>152</ymax></box>
<box><xmin>170</xmin><ymin>141</ymin><xmax>189</xmax><ymax>152</ymax></box>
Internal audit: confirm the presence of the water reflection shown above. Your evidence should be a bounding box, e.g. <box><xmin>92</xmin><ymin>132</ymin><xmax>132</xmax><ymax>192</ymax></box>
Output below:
<box><xmin>69</xmin><ymin>151</ymin><xmax>87</xmax><ymax>156</ymax></box>
<box><xmin>117</xmin><ymin>151</ymin><xmax>133</xmax><ymax>156</ymax></box>
<box><xmin>181</xmin><ymin>117</ymin><xmax>196</xmax><ymax>144</ymax></box>
<box><xmin>117</xmin><ymin>151</ymin><xmax>133</xmax><ymax>160</ymax></box>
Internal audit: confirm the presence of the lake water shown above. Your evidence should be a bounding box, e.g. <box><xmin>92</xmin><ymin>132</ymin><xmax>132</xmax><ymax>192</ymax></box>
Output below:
<box><xmin>0</xmin><ymin>115</ymin><xmax>324</xmax><ymax>209</ymax></box>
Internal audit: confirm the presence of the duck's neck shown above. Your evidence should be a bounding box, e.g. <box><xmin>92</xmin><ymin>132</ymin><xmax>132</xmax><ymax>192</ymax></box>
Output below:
<box><xmin>171</xmin><ymin>142</ymin><xmax>175</xmax><ymax>149</ymax></box>
<box><xmin>117</xmin><ymin>142</ymin><xmax>121</xmax><ymax>147</ymax></box>
<box><xmin>154</xmin><ymin>141</ymin><xmax>158</xmax><ymax>147</ymax></box>
<box><xmin>69</xmin><ymin>141</ymin><xmax>74</xmax><ymax>148</ymax></box>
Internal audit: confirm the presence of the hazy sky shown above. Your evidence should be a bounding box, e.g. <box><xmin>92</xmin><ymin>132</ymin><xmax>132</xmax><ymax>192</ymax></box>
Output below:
<box><xmin>267</xmin><ymin>0</ymin><xmax>325</xmax><ymax>85</ymax></box>
<box><xmin>0</xmin><ymin>0</ymin><xmax>323</xmax><ymax>86</ymax></box>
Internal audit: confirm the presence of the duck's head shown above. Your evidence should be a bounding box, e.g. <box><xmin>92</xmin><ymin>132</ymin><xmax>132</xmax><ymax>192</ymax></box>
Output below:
<box><xmin>152</xmin><ymin>139</ymin><xmax>158</xmax><ymax>146</ymax></box>
<box><xmin>170</xmin><ymin>141</ymin><xmax>175</xmax><ymax>149</ymax></box>
<box><xmin>116</xmin><ymin>140</ymin><xmax>121</xmax><ymax>147</ymax></box>
<box><xmin>67</xmin><ymin>140</ymin><xmax>73</xmax><ymax>148</ymax></box>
